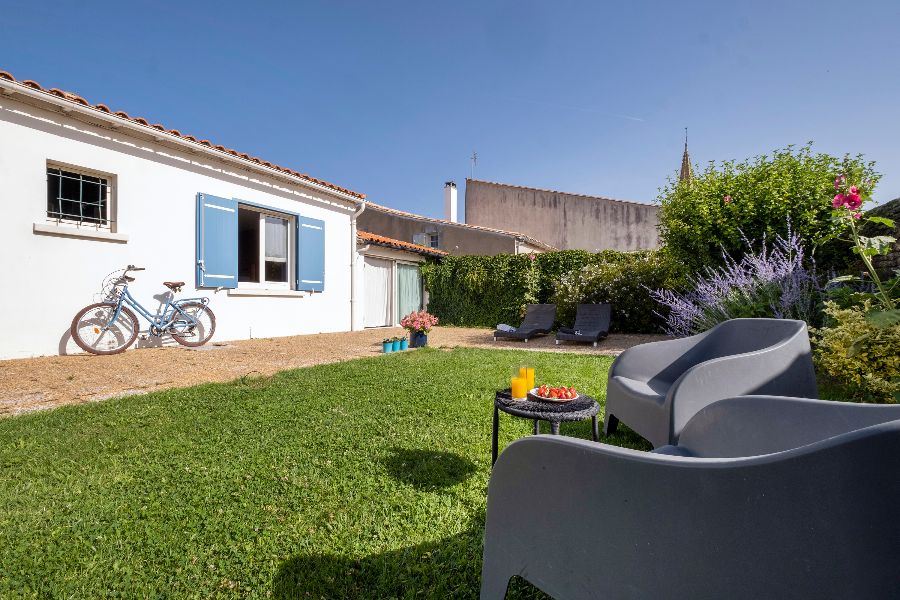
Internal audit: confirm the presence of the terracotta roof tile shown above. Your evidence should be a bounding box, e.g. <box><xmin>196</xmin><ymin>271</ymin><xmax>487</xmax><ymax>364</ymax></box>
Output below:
<box><xmin>364</xmin><ymin>202</ymin><xmax>556</xmax><ymax>251</ymax></box>
<box><xmin>357</xmin><ymin>230</ymin><xmax>447</xmax><ymax>257</ymax></box>
<box><xmin>0</xmin><ymin>69</ymin><xmax>365</xmax><ymax>200</ymax></box>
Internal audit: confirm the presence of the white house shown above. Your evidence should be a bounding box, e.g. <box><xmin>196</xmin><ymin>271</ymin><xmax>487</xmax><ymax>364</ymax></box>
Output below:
<box><xmin>0</xmin><ymin>70</ymin><xmax>374</xmax><ymax>360</ymax></box>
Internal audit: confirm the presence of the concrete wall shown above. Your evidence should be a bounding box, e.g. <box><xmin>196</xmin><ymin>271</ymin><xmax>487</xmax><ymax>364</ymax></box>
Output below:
<box><xmin>357</xmin><ymin>208</ymin><xmax>517</xmax><ymax>256</ymax></box>
<box><xmin>465</xmin><ymin>179</ymin><xmax>660</xmax><ymax>251</ymax></box>
<box><xmin>0</xmin><ymin>94</ymin><xmax>356</xmax><ymax>359</ymax></box>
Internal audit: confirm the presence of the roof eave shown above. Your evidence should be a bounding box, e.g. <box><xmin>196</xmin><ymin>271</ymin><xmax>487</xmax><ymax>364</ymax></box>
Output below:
<box><xmin>366</xmin><ymin>202</ymin><xmax>555</xmax><ymax>248</ymax></box>
<box><xmin>0</xmin><ymin>78</ymin><xmax>365</xmax><ymax>207</ymax></box>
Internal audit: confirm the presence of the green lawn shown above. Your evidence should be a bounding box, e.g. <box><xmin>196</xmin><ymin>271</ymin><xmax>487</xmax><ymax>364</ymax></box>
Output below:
<box><xmin>0</xmin><ymin>347</ymin><xmax>647</xmax><ymax>599</ymax></box>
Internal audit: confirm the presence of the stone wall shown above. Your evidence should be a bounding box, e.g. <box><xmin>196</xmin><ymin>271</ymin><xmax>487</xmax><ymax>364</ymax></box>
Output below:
<box><xmin>863</xmin><ymin>198</ymin><xmax>900</xmax><ymax>278</ymax></box>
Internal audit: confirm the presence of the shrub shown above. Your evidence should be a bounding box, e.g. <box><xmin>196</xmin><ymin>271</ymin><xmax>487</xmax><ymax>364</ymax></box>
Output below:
<box><xmin>650</xmin><ymin>231</ymin><xmax>825</xmax><ymax>337</ymax></box>
<box><xmin>553</xmin><ymin>251</ymin><xmax>687</xmax><ymax>333</ymax></box>
<box><xmin>813</xmin><ymin>301</ymin><xmax>900</xmax><ymax>403</ymax></box>
<box><xmin>421</xmin><ymin>250</ymin><xmax>685</xmax><ymax>333</ymax></box>
<box><xmin>657</xmin><ymin>143</ymin><xmax>881</xmax><ymax>272</ymax></box>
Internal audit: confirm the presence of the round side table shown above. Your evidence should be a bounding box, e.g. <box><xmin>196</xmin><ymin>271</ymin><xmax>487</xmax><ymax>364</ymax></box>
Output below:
<box><xmin>492</xmin><ymin>389</ymin><xmax>600</xmax><ymax>466</ymax></box>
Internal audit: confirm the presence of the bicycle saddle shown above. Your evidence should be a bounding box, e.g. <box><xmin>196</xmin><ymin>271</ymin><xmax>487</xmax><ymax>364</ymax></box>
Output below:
<box><xmin>163</xmin><ymin>281</ymin><xmax>185</xmax><ymax>291</ymax></box>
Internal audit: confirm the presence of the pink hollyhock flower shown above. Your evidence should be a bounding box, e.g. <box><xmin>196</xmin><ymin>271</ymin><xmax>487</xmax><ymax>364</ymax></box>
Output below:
<box><xmin>832</xmin><ymin>194</ymin><xmax>847</xmax><ymax>208</ymax></box>
<box><xmin>852</xmin><ymin>211</ymin><xmax>862</xmax><ymax>219</ymax></box>
<box><xmin>849</xmin><ymin>185</ymin><xmax>859</xmax><ymax>194</ymax></box>
<box><xmin>834</xmin><ymin>177</ymin><xmax>842</xmax><ymax>190</ymax></box>
<box><xmin>723</xmin><ymin>195</ymin><xmax>732</xmax><ymax>204</ymax></box>
<box><xmin>846</xmin><ymin>192</ymin><xmax>862</xmax><ymax>209</ymax></box>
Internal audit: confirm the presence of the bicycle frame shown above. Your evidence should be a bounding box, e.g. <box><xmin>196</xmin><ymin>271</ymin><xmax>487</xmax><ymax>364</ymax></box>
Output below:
<box><xmin>106</xmin><ymin>284</ymin><xmax>209</xmax><ymax>335</ymax></box>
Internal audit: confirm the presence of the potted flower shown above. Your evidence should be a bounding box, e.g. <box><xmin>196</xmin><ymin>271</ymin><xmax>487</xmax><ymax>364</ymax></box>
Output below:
<box><xmin>382</xmin><ymin>338</ymin><xmax>393</xmax><ymax>353</ymax></box>
<box><xmin>391</xmin><ymin>336</ymin><xmax>401</xmax><ymax>352</ymax></box>
<box><xmin>400</xmin><ymin>310</ymin><xmax>439</xmax><ymax>348</ymax></box>
<box><xmin>400</xmin><ymin>335</ymin><xmax>409</xmax><ymax>351</ymax></box>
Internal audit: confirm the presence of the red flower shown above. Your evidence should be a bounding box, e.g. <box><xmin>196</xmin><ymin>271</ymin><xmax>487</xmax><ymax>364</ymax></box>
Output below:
<box><xmin>846</xmin><ymin>192</ymin><xmax>862</xmax><ymax>209</ymax></box>
<box><xmin>832</xmin><ymin>194</ymin><xmax>847</xmax><ymax>208</ymax></box>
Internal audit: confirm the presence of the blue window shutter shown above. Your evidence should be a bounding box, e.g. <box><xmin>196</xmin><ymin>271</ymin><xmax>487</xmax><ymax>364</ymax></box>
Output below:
<box><xmin>296</xmin><ymin>216</ymin><xmax>325</xmax><ymax>292</ymax></box>
<box><xmin>196</xmin><ymin>193</ymin><xmax>238</xmax><ymax>288</ymax></box>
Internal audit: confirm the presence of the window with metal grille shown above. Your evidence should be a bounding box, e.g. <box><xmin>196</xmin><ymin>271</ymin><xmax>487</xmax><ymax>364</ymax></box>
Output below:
<box><xmin>46</xmin><ymin>166</ymin><xmax>111</xmax><ymax>226</ymax></box>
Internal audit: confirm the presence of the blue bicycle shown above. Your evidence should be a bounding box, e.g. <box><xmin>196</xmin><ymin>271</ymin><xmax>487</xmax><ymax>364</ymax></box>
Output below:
<box><xmin>70</xmin><ymin>265</ymin><xmax>216</xmax><ymax>355</ymax></box>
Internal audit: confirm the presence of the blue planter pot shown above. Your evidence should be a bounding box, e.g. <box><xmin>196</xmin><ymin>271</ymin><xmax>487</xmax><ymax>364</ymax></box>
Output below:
<box><xmin>392</xmin><ymin>340</ymin><xmax>401</xmax><ymax>352</ymax></box>
<box><xmin>400</xmin><ymin>339</ymin><xmax>409</xmax><ymax>351</ymax></box>
<box><xmin>382</xmin><ymin>342</ymin><xmax>393</xmax><ymax>353</ymax></box>
<box><xmin>410</xmin><ymin>331</ymin><xmax>428</xmax><ymax>348</ymax></box>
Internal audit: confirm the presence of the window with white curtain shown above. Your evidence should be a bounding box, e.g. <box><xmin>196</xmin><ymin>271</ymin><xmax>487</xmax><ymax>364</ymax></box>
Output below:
<box><xmin>238</xmin><ymin>206</ymin><xmax>292</xmax><ymax>289</ymax></box>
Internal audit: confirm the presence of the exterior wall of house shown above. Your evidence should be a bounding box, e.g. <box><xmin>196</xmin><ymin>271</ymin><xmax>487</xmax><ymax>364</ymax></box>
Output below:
<box><xmin>357</xmin><ymin>208</ymin><xmax>517</xmax><ymax>256</ymax></box>
<box><xmin>465</xmin><ymin>179</ymin><xmax>660</xmax><ymax>251</ymax></box>
<box><xmin>0</xmin><ymin>95</ymin><xmax>356</xmax><ymax>359</ymax></box>
<box><xmin>355</xmin><ymin>244</ymin><xmax>426</xmax><ymax>327</ymax></box>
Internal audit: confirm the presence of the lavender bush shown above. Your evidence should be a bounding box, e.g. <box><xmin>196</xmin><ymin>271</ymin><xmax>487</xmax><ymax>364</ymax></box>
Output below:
<box><xmin>650</xmin><ymin>231</ymin><xmax>825</xmax><ymax>337</ymax></box>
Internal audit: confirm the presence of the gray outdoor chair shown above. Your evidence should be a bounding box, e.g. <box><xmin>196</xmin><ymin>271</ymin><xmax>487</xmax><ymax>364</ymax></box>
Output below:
<box><xmin>481</xmin><ymin>395</ymin><xmax>900</xmax><ymax>600</ymax></box>
<box><xmin>604</xmin><ymin>318</ymin><xmax>817</xmax><ymax>448</ymax></box>
<box><xmin>493</xmin><ymin>304</ymin><xmax>556</xmax><ymax>342</ymax></box>
<box><xmin>555</xmin><ymin>304</ymin><xmax>611</xmax><ymax>347</ymax></box>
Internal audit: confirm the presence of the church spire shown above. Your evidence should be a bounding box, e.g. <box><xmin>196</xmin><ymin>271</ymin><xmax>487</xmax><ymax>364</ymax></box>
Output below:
<box><xmin>679</xmin><ymin>128</ymin><xmax>692</xmax><ymax>183</ymax></box>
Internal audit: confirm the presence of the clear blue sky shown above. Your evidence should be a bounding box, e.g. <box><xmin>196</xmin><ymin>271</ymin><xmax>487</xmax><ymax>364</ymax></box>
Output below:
<box><xmin>3</xmin><ymin>0</ymin><xmax>899</xmax><ymax>217</ymax></box>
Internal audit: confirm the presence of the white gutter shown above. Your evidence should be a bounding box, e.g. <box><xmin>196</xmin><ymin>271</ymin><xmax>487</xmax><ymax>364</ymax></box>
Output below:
<box><xmin>0</xmin><ymin>79</ymin><xmax>364</xmax><ymax>207</ymax></box>
<box><xmin>349</xmin><ymin>201</ymin><xmax>367</xmax><ymax>331</ymax></box>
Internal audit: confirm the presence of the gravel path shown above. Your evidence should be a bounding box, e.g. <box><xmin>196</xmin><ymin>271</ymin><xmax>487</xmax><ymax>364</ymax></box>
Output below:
<box><xmin>0</xmin><ymin>327</ymin><xmax>667</xmax><ymax>417</ymax></box>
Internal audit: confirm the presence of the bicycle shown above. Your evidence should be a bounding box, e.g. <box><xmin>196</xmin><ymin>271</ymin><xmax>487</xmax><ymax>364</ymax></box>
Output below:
<box><xmin>70</xmin><ymin>265</ymin><xmax>216</xmax><ymax>355</ymax></box>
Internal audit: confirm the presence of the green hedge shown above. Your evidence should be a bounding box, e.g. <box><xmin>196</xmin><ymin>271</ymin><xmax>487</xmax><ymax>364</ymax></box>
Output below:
<box><xmin>421</xmin><ymin>250</ymin><xmax>686</xmax><ymax>333</ymax></box>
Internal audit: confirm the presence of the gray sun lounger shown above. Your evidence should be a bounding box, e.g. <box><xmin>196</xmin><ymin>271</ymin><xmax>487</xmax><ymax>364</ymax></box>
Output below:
<box><xmin>493</xmin><ymin>304</ymin><xmax>556</xmax><ymax>342</ymax></box>
<box><xmin>604</xmin><ymin>318</ymin><xmax>818</xmax><ymax>448</ymax></box>
<box><xmin>481</xmin><ymin>395</ymin><xmax>900</xmax><ymax>599</ymax></box>
<box><xmin>555</xmin><ymin>304</ymin><xmax>611</xmax><ymax>347</ymax></box>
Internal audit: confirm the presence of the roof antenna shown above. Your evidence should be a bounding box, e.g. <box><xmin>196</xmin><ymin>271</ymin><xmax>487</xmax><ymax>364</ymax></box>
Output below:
<box><xmin>470</xmin><ymin>151</ymin><xmax>478</xmax><ymax>180</ymax></box>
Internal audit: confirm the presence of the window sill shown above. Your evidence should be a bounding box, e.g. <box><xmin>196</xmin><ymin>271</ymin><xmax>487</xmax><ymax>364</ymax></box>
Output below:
<box><xmin>33</xmin><ymin>223</ymin><xmax>128</xmax><ymax>243</ymax></box>
<box><xmin>228</xmin><ymin>288</ymin><xmax>308</xmax><ymax>298</ymax></box>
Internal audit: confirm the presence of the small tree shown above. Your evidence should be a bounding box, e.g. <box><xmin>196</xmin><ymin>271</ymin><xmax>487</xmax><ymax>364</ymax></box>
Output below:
<box><xmin>657</xmin><ymin>143</ymin><xmax>880</xmax><ymax>271</ymax></box>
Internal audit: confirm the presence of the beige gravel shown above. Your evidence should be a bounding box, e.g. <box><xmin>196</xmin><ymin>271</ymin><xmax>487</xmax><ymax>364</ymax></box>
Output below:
<box><xmin>0</xmin><ymin>327</ymin><xmax>667</xmax><ymax>417</ymax></box>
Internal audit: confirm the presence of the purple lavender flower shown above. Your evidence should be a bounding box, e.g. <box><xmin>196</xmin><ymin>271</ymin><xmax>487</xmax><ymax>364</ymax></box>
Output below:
<box><xmin>650</xmin><ymin>229</ymin><xmax>824</xmax><ymax>336</ymax></box>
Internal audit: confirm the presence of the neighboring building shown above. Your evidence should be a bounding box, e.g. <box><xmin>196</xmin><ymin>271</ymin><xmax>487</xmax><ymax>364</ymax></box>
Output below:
<box><xmin>356</xmin><ymin>231</ymin><xmax>445</xmax><ymax>328</ymax></box>
<box><xmin>465</xmin><ymin>179</ymin><xmax>660</xmax><ymax>251</ymax></box>
<box><xmin>358</xmin><ymin>182</ymin><xmax>555</xmax><ymax>256</ymax></box>
<box><xmin>0</xmin><ymin>70</ymin><xmax>370</xmax><ymax>359</ymax></box>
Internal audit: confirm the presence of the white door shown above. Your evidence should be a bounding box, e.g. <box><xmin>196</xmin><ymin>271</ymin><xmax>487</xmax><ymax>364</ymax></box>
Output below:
<box><xmin>364</xmin><ymin>257</ymin><xmax>393</xmax><ymax>327</ymax></box>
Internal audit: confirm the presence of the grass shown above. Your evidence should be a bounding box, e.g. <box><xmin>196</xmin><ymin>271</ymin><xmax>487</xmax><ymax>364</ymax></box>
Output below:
<box><xmin>0</xmin><ymin>347</ymin><xmax>648</xmax><ymax>599</ymax></box>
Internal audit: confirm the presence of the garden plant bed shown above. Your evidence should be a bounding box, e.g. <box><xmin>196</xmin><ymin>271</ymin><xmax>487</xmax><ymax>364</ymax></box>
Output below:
<box><xmin>0</xmin><ymin>328</ymin><xmax>666</xmax><ymax>416</ymax></box>
<box><xmin>0</xmin><ymin>348</ymin><xmax>650</xmax><ymax>598</ymax></box>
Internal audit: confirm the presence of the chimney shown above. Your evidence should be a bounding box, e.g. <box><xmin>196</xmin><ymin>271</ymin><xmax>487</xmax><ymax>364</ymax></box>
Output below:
<box><xmin>444</xmin><ymin>181</ymin><xmax>458</xmax><ymax>223</ymax></box>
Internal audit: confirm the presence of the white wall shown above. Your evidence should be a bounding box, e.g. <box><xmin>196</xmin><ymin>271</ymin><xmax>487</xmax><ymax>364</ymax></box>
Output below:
<box><xmin>0</xmin><ymin>95</ymin><xmax>356</xmax><ymax>359</ymax></box>
<box><xmin>356</xmin><ymin>245</ymin><xmax>425</xmax><ymax>328</ymax></box>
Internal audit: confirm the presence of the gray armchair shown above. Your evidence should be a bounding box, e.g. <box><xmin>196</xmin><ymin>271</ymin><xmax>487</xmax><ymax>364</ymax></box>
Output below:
<box><xmin>481</xmin><ymin>395</ymin><xmax>900</xmax><ymax>600</ymax></box>
<box><xmin>604</xmin><ymin>318</ymin><xmax>817</xmax><ymax>448</ymax></box>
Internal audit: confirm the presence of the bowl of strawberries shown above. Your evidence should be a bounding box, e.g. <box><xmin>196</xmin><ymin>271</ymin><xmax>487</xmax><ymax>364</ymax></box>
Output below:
<box><xmin>529</xmin><ymin>384</ymin><xmax>579</xmax><ymax>403</ymax></box>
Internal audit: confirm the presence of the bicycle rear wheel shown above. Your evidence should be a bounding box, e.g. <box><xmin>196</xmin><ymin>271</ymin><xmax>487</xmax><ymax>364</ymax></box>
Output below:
<box><xmin>169</xmin><ymin>302</ymin><xmax>216</xmax><ymax>347</ymax></box>
<box><xmin>70</xmin><ymin>302</ymin><xmax>140</xmax><ymax>355</ymax></box>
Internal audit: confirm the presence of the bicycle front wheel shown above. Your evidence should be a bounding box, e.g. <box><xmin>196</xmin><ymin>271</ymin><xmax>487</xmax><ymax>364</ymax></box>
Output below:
<box><xmin>169</xmin><ymin>302</ymin><xmax>216</xmax><ymax>347</ymax></box>
<box><xmin>70</xmin><ymin>302</ymin><xmax>140</xmax><ymax>355</ymax></box>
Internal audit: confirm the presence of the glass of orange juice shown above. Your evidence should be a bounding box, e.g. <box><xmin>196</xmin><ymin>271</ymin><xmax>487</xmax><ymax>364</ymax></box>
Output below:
<box><xmin>511</xmin><ymin>376</ymin><xmax>528</xmax><ymax>400</ymax></box>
